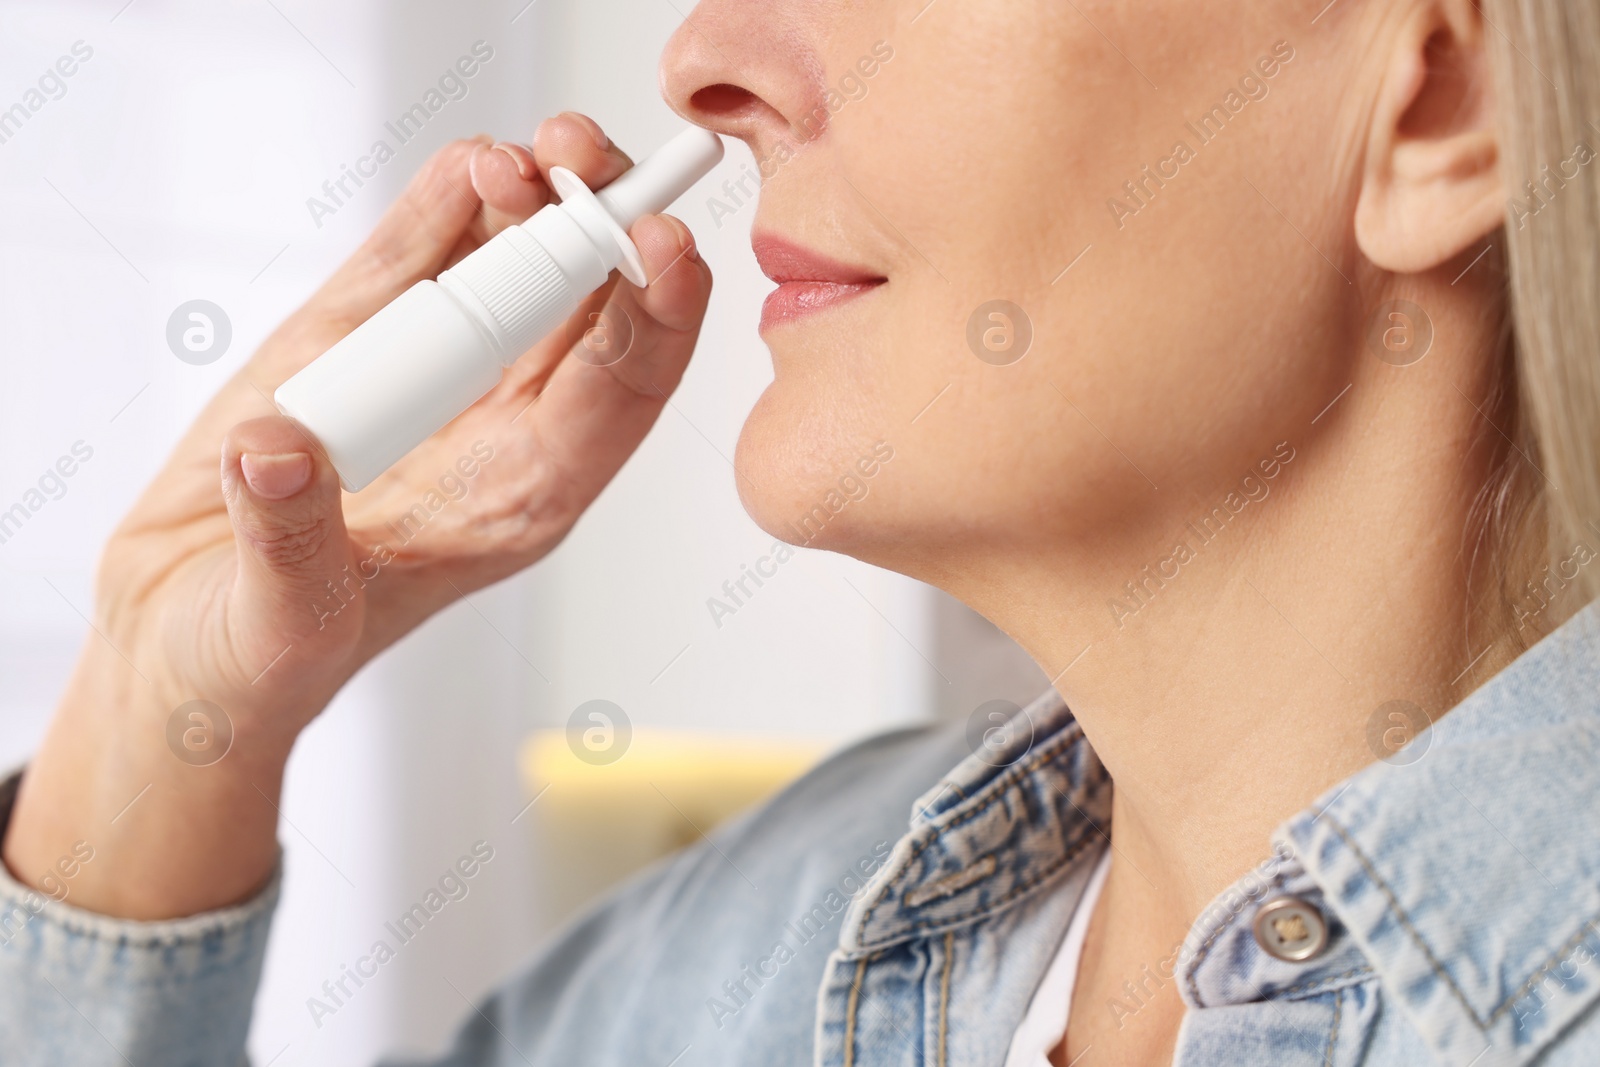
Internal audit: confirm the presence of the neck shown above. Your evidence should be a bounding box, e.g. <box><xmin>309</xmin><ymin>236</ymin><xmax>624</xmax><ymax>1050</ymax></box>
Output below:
<box><xmin>947</xmin><ymin>310</ymin><xmax>1520</xmax><ymax>925</ymax></box>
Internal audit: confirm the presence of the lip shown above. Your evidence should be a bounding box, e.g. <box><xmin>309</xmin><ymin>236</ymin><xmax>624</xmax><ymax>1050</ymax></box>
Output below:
<box><xmin>751</xmin><ymin>233</ymin><xmax>885</xmax><ymax>331</ymax></box>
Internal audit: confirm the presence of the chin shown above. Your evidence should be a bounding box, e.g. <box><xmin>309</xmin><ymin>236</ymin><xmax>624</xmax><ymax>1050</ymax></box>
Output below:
<box><xmin>733</xmin><ymin>385</ymin><xmax>900</xmax><ymax>555</ymax></box>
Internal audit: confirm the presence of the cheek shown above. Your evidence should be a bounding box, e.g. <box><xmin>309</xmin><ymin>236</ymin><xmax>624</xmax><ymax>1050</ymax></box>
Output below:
<box><xmin>737</xmin><ymin>0</ymin><xmax>1353</xmax><ymax>553</ymax></box>
<box><xmin>737</xmin><ymin>7</ymin><xmax>1085</xmax><ymax>538</ymax></box>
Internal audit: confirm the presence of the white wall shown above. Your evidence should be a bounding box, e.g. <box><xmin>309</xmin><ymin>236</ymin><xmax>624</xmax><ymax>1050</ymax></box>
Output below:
<box><xmin>0</xmin><ymin>3</ymin><xmax>1044</xmax><ymax>1065</ymax></box>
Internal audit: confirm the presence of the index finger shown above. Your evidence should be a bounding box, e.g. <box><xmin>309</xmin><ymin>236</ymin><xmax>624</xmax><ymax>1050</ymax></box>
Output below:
<box><xmin>532</xmin><ymin>112</ymin><xmax>635</xmax><ymax>195</ymax></box>
<box><xmin>468</xmin><ymin>112</ymin><xmax>637</xmax><ymax>244</ymax></box>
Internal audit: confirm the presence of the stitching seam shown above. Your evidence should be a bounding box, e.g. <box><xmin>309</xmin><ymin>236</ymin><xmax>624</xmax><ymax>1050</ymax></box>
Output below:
<box><xmin>1278</xmin><ymin>965</ymin><xmax>1375</xmax><ymax>999</ymax></box>
<box><xmin>1488</xmin><ymin>918</ymin><xmax>1600</xmax><ymax>1024</ymax></box>
<box><xmin>1323</xmin><ymin>813</ymin><xmax>1600</xmax><ymax>1028</ymax></box>
<box><xmin>859</xmin><ymin>832</ymin><xmax>1101</xmax><ymax>951</ymax></box>
<box><xmin>938</xmin><ymin>931</ymin><xmax>954</xmax><ymax>1067</ymax></box>
<box><xmin>905</xmin><ymin>854</ymin><xmax>998</xmax><ymax>908</ymax></box>
<box><xmin>1184</xmin><ymin>884</ymin><xmax>1249</xmax><ymax>1007</ymax></box>
<box><xmin>1323</xmin><ymin>986</ymin><xmax>1342</xmax><ymax>1067</ymax></box>
<box><xmin>843</xmin><ymin>955</ymin><xmax>868</xmax><ymax>1067</ymax></box>
<box><xmin>857</xmin><ymin>723</ymin><xmax>1097</xmax><ymax>941</ymax></box>
<box><xmin>861</xmin><ymin>724</ymin><xmax>1087</xmax><ymax>927</ymax></box>
<box><xmin>1319</xmin><ymin>815</ymin><xmax>1482</xmax><ymax>1025</ymax></box>
<box><xmin>936</xmin><ymin>780</ymin><xmax>969</xmax><ymax>806</ymax></box>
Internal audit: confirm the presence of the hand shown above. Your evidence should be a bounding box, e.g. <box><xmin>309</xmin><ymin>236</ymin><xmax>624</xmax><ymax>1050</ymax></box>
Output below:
<box><xmin>3</xmin><ymin>113</ymin><xmax>713</xmax><ymax>919</ymax></box>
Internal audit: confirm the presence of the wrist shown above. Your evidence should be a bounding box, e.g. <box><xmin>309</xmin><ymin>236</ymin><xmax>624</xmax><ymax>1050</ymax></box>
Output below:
<box><xmin>3</xmin><ymin>644</ymin><xmax>295</xmax><ymax>920</ymax></box>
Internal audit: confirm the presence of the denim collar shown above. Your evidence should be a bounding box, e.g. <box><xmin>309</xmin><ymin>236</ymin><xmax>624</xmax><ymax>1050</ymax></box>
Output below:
<box><xmin>1268</xmin><ymin>600</ymin><xmax>1600</xmax><ymax>1067</ymax></box>
<box><xmin>843</xmin><ymin>601</ymin><xmax>1600</xmax><ymax>1067</ymax></box>
<box><xmin>839</xmin><ymin>690</ymin><xmax>1112</xmax><ymax>954</ymax></box>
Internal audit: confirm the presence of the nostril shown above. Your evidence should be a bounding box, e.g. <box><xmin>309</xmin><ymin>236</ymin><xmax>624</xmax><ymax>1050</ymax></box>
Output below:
<box><xmin>690</xmin><ymin>83</ymin><xmax>758</xmax><ymax>119</ymax></box>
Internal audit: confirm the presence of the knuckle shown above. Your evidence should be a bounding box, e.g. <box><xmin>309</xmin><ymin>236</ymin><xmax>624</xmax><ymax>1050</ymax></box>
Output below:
<box><xmin>605</xmin><ymin>357</ymin><xmax>665</xmax><ymax>400</ymax></box>
<box><xmin>442</xmin><ymin>137</ymin><xmax>487</xmax><ymax>164</ymax></box>
<box><xmin>370</xmin><ymin>200</ymin><xmax>450</xmax><ymax>279</ymax></box>
<box><xmin>243</xmin><ymin>514</ymin><xmax>331</xmax><ymax>570</ymax></box>
<box><xmin>291</xmin><ymin>302</ymin><xmax>369</xmax><ymax>350</ymax></box>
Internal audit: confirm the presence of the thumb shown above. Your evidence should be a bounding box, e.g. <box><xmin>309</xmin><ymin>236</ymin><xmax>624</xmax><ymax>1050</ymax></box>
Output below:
<box><xmin>220</xmin><ymin>417</ymin><xmax>361</xmax><ymax>664</ymax></box>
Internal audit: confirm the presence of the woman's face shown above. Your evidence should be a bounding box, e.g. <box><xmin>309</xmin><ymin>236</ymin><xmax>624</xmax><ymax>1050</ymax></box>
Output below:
<box><xmin>662</xmin><ymin>1</ymin><xmax>1365</xmax><ymax>585</ymax></box>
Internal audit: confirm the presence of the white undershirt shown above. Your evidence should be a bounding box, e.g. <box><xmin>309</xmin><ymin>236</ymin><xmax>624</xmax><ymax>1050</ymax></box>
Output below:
<box><xmin>1003</xmin><ymin>850</ymin><xmax>1113</xmax><ymax>1067</ymax></box>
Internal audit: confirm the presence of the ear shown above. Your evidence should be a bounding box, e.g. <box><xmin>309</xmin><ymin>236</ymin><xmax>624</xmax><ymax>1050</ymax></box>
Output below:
<box><xmin>1354</xmin><ymin>0</ymin><xmax>1502</xmax><ymax>273</ymax></box>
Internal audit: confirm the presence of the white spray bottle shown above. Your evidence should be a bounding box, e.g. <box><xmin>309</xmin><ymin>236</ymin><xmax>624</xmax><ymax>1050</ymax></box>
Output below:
<box><xmin>274</xmin><ymin>126</ymin><xmax>725</xmax><ymax>491</ymax></box>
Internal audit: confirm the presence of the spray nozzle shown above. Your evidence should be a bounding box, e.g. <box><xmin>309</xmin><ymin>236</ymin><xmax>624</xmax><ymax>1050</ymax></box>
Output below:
<box><xmin>548</xmin><ymin>126</ymin><xmax>724</xmax><ymax>286</ymax></box>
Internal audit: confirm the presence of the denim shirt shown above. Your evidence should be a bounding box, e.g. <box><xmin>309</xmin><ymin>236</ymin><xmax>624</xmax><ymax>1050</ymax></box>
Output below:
<box><xmin>4</xmin><ymin>600</ymin><xmax>1600</xmax><ymax>1066</ymax></box>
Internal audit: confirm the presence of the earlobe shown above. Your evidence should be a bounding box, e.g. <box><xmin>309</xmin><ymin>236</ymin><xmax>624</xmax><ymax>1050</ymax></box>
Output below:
<box><xmin>1354</xmin><ymin>2</ymin><xmax>1504</xmax><ymax>274</ymax></box>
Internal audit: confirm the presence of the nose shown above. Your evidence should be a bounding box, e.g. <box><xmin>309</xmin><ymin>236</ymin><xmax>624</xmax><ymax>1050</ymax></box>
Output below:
<box><xmin>658</xmin><ymin>1</ymin><xmax>824</xmax><ymax>158</ymax></box>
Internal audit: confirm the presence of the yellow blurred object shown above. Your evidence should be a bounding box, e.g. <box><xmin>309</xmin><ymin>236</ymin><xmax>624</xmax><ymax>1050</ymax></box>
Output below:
<box><xmin>519</xmin><ymin>730</ymin><xmax>831</xmax><ymax>928</ymax></box>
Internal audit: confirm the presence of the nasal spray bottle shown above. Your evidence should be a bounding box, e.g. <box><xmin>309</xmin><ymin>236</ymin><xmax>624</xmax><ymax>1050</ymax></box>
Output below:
<box><xmin>274</xmin><ymin>127</ymin><xmax>725</xmax><ymax>491</ymax></box>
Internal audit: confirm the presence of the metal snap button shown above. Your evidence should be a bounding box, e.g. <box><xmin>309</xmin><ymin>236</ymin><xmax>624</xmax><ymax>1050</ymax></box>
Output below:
<box><xmin>1252</xmin><ymin>897</ymin><xmax>1329</xmax><ymax>962</ymax></box>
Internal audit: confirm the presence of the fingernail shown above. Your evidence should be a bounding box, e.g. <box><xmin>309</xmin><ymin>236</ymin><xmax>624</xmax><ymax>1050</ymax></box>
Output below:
<box><xmin>241</xmin><ymin>452</ymin><xmax>312</xmax><ymax>500</ymax></box>
<box><xmin>492</xmin><ymin>142</ymin><xmax>535</xmax><ymax>181</ymax></box>
<box><xmin>563</xmin><ymin>111</ymin><xmax>611</xmax><ymax>152</ymax></box>
<box><xmin>468</xmin><ymin>142</ymin><xmax>490</xmax><ymax>187</ymax></box>
<box><xmin>669</xmin><ymin>216</ymin><xmax>698</xmax><ymax>260</ymax></box>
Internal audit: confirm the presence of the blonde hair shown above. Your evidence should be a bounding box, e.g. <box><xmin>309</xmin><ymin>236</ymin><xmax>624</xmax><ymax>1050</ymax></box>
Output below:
<box><xmin>1480</xmin><ymin>0</ymin><xmax>1600</xmax><ymax>640</ymax></box>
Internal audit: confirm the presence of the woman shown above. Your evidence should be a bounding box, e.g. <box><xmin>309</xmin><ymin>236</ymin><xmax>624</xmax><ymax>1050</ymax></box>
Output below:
<box><xmin>2</xmin><ymin>0</ymin><xmax>1596</xmax><ymax>1063</ymax></box>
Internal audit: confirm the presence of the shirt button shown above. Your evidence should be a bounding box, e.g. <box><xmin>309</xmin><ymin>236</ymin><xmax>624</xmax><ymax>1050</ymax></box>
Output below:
<box><xmin>1252</xmin><ymin>897</ymin><xmax>1329</xmax><ymax>962</ymax></box>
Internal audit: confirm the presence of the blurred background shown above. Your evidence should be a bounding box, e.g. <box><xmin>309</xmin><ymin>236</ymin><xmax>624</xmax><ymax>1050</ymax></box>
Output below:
<box><xmin>0</xmin><ymin>1</ymin><xmax>1044</xmax><ymax>1063</ymax></box>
